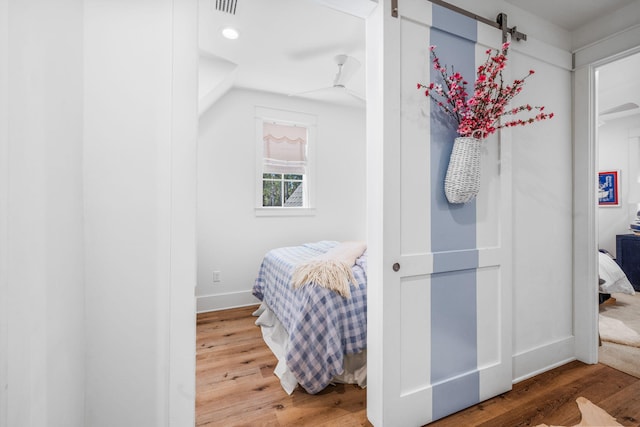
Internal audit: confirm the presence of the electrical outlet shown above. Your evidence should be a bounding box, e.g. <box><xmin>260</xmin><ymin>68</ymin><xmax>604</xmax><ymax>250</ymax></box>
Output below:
<box><xmin>213</xmin><ymin>271</ymin><xmax>221</xmax><ymax>283</ymax></box>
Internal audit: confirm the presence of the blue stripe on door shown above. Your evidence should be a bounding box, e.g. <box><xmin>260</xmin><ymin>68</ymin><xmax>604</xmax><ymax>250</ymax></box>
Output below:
<box><xmin>429</xmin><ymin>4</ymin><xmax>479</xmax><ymax>421</ymax></box>
<box><xmin>430</xmin><ymin>8</ymin><xmax>478</xmax><ymax>252</ymax></box>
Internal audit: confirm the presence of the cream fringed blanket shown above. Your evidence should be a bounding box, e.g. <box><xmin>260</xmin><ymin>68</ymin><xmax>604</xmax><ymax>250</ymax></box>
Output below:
<box><xmin>291</xmin><ymin>241</ymin><xmax>366</xmax><ymax>298</ymax></box>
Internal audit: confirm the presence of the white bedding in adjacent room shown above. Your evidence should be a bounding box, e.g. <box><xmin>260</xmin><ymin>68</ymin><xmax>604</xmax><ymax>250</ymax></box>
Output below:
<box><xmin>253</xmin><ymin>303</ymin><xmax>367</xmax><ymax>395</ymax></box>
<box><xmin>599</xmin><ymin>251</ymin><xmax>635</xmax><ymax>295</ymax></box>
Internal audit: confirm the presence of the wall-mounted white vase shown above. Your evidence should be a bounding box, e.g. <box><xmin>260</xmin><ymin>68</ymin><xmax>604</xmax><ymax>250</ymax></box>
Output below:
<box><xmin>444</xmin><ymin>136</ymin><xmax>482</xmax><ymax>204</ymax></box>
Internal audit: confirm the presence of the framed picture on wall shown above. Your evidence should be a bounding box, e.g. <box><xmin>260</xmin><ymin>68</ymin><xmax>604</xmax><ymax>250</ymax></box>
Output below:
<box><xmin>599</xmin><ymin>170</ymin><xmax>620</xmax><ymax>207</ymax></box>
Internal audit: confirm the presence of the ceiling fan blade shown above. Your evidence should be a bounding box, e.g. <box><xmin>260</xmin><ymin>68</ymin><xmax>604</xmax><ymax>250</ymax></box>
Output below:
<box><xmin>287</xmin><ymin>42</ymin><xmax>362</xmax><ymax>61</ymax></box>
<box><xmin>289</xmin><ymin>86</ymin><xmax>365</xmax><ymax>105</ymax></box>
<box><xmin>599</xmin><ymin>102</ymin><xmax>639</xmax><ymax>116</ymax></box>
<box><xmin>288</xmin><ymin>86</ymin><xmax>332</xmax><ymax>97</ymax></box>
<box><xmin>333</xmin><ymin>55</ymin><xmax>360</xmax><ymax>86</ymax></box>
<box><xmin>289</xmin><ymin>55</ymin><xmax>364</xmax><ymax>104</ymax></box>
<box><xmin>345</xmin><ymin>88</ymin><xmax>366</xmax><ymax>102</ymax></box>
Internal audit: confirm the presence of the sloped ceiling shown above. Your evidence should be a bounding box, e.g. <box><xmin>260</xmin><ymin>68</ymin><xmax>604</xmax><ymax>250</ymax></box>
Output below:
<box><xmin>598</xmin><ymin>52</ymin><xmax>640</xmax><ymax>123</ymax></box>
<box><xmin>198</xmin><ymin>0</ymin><xmax>366</xmax><ymax>112</ymax></box>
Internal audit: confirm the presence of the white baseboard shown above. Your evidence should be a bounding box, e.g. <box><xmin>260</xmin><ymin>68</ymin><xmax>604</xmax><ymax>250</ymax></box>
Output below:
<box><xmin>196</xmin><ymin>291</ymin><xmax>260</xmax><ymax>313</ymax></box>
<box><xmin>512</xmin><ymin>336</ymin><xmax>576</xmax><ymax>384</ymax></box>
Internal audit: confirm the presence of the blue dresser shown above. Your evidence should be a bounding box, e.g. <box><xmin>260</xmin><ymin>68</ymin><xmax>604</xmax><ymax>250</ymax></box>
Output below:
<box><xmin>616</xmin><ymin>233</ymin><xmax>640</xmax><ymax>291</ymax></box>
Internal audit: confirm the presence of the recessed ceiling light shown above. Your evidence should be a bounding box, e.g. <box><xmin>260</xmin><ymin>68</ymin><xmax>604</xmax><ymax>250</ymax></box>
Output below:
<box><xmin>222</xmin><ymin>27</ymin><xmax>239</xmax><ymax>40</ymax></box>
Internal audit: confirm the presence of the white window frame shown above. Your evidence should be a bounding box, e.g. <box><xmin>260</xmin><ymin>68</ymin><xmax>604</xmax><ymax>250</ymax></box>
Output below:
<box><xmin>255</xmin><ymin>106</ymin><xmax>317</xmax><ymax>216</ymax></box>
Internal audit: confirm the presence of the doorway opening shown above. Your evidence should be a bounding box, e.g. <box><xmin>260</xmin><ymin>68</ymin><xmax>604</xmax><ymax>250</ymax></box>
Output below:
<box><xmin>194</xmin><ymin>0</ymin><xmax>370</xmax><ymax>423</ymax></box>
<box><xmin>594</xmin><ymin>51</ymin><xmax>640</xmax><ymax>377</ymax></box>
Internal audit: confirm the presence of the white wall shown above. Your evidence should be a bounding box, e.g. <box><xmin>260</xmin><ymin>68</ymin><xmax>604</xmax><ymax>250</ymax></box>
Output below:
<box><xmin>0</xmin><ymin>0</ymin><xmax>7</xmax><ymax>422</ymax></box>
<box><xmin>83</xmin><ymin>1</ymin><xmax>197</xmax><ymax>426</ymax></box>
<box><xmin>598</xmin><ymin>116</ymin><xmax>640</xmax><ymax>255</ymax></box>
<box><xmin>197</xmin><ymin>88</ymin><xmax>366</xmax><ymax>311</ymax></box>
<box><xmin>1</xmin><ymin>1</ymin><xmax>85</xmax><ymax>426</ymax></box>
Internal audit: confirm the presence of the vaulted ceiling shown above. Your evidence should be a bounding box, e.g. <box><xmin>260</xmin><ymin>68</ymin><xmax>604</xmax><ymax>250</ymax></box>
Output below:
<box><xmin>198</xmin><ymin>0</ymin><xmax>365</xmax><ymax>109</ymax></box>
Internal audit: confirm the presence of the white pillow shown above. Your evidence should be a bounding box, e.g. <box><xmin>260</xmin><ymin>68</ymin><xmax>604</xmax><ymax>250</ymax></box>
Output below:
<box><xmin>599</xmin><ymin>251</ymin><xmax>636</xmax><ymax>295</ymax></box>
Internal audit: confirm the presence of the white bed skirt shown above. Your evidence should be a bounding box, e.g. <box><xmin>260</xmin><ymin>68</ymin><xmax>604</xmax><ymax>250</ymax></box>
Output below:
<box><xmin>253</xmin><ymin>303</ymin><xmax>367</xmax><ymax>395</ymax></box>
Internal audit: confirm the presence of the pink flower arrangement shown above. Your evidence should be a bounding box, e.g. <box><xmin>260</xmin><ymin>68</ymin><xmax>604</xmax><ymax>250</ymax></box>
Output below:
<box><xmin>417</xmin><ymin>42</ymin><xmax>554</xmax><ymax>139</ymax></box>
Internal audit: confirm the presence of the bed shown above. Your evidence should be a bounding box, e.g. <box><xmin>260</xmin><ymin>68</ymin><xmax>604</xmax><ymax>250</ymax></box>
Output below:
<box><xmin>252</xmin><ymin>240</ymin><xmax>367</xmax><ymax>394</ymax></box>
<box><xmin>598</xmin><ymin>250</ymin><xmax>635</xmax><ymax>296</ymax></box>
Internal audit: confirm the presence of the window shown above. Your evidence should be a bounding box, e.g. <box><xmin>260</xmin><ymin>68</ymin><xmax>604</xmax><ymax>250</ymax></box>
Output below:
<box><xmin>255</xmin><ymin>107</ymin><xmax>316</xmax><ymax>216</ymax></box>
<box><xmin>262</xmin><ymin>173</ymin><xmax>304</xmax><ymax>207</ymax></box>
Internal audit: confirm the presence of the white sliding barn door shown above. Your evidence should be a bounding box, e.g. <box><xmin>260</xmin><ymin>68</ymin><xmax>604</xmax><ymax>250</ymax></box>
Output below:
<box><xmin>366</xmin><ymin>1</ymin><xmax>512</xmax><ymax>425</ymax></box>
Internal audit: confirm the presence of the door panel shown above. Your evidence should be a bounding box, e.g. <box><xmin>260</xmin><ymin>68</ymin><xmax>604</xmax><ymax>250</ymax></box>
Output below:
<box><xmin>368</xmin><ymin>1</ymin><xmax>512</xmax><ymax>425</ymax></box>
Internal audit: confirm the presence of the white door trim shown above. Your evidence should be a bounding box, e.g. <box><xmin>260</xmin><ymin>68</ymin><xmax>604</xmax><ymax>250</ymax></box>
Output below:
<box><xmin>169</xmin><ymin>0</ymin><xmax>198</xmax><ymax>425</ymax></box>
<box><xmin>573</xmin><ymin>63</ymin><xmax>599</xmax><ymax>364</ymax></box>
<box><xmin>573</xmin><ymin>45</ymin><xmax>640</xmax><ymax>365</ymax></box>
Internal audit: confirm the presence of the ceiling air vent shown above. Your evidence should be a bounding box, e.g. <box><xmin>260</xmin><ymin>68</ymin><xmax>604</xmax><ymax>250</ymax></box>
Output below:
<box><xmin>215</xmin><ymin>0</ymin><xmax>238</xmax><ymax>15</ymax></box>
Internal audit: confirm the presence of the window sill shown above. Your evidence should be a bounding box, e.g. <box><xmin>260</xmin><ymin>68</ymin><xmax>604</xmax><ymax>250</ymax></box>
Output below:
<box><xmin>255</xmin><ymin>207</ymin><xmax>316</xmax><ymax>217</ymax></box>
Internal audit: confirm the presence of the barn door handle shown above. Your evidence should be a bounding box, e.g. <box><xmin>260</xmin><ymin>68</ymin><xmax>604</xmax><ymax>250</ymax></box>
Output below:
<box><xmin>392</xmin><ymin>263</ymin><xmax>400</xmax><ymax>272</ymax></box>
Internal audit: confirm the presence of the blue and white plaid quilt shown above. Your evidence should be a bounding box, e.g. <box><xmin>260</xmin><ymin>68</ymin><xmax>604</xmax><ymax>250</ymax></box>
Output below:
<box><xmin>252</xmin><ymin>241</ymin><xmax>367</xmax><ymax>394</ymax></box>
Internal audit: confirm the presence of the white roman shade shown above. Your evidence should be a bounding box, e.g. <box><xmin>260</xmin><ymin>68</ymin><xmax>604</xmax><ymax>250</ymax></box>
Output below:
<box><xmin>263</xmin><ymin>122</ymin><xmax>307</xmax><ymax>174</ymax></box>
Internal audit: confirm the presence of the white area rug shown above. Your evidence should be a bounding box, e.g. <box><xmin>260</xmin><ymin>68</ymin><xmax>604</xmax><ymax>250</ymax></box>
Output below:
<box><xmin>599</xmin><ymin>315</ymin><xmax>640</xmax><ymax>347</ymax></box>
<box><xmin>599</xmin><ymin>293</ymin><xmax>640</xmax><ymax>348</ymax></box>
<box><xmin>599</xmin><ymin>341</ymin><xmax>640</xmax><ymax>379</ymax></box>
<box><xmin>598</xmin><ymin>293</ymin><xmax>640</xmax><ymax>378</ymax></box>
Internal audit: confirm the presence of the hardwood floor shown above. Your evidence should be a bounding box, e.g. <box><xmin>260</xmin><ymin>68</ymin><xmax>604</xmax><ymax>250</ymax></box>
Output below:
<box><xmin>430</xmin><ymin>362</ymin><xmax>640</xmax><ymax>427</ymax></box>
<box><xmin>197</xmin><ymin>305</ymin><xmax>640</xmax><ymax>426</ymax></box>
<box><xmin>196</xmin><ymin>305</ymin><xmax>368</xmax><ymax>426</ymax></box>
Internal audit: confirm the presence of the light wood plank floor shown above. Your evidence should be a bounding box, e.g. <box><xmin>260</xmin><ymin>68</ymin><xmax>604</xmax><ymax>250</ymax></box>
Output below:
<box><xmin>197</xmin><ymin>305</ymin><xmax>640</xmax><ymax>426</ymax></box>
